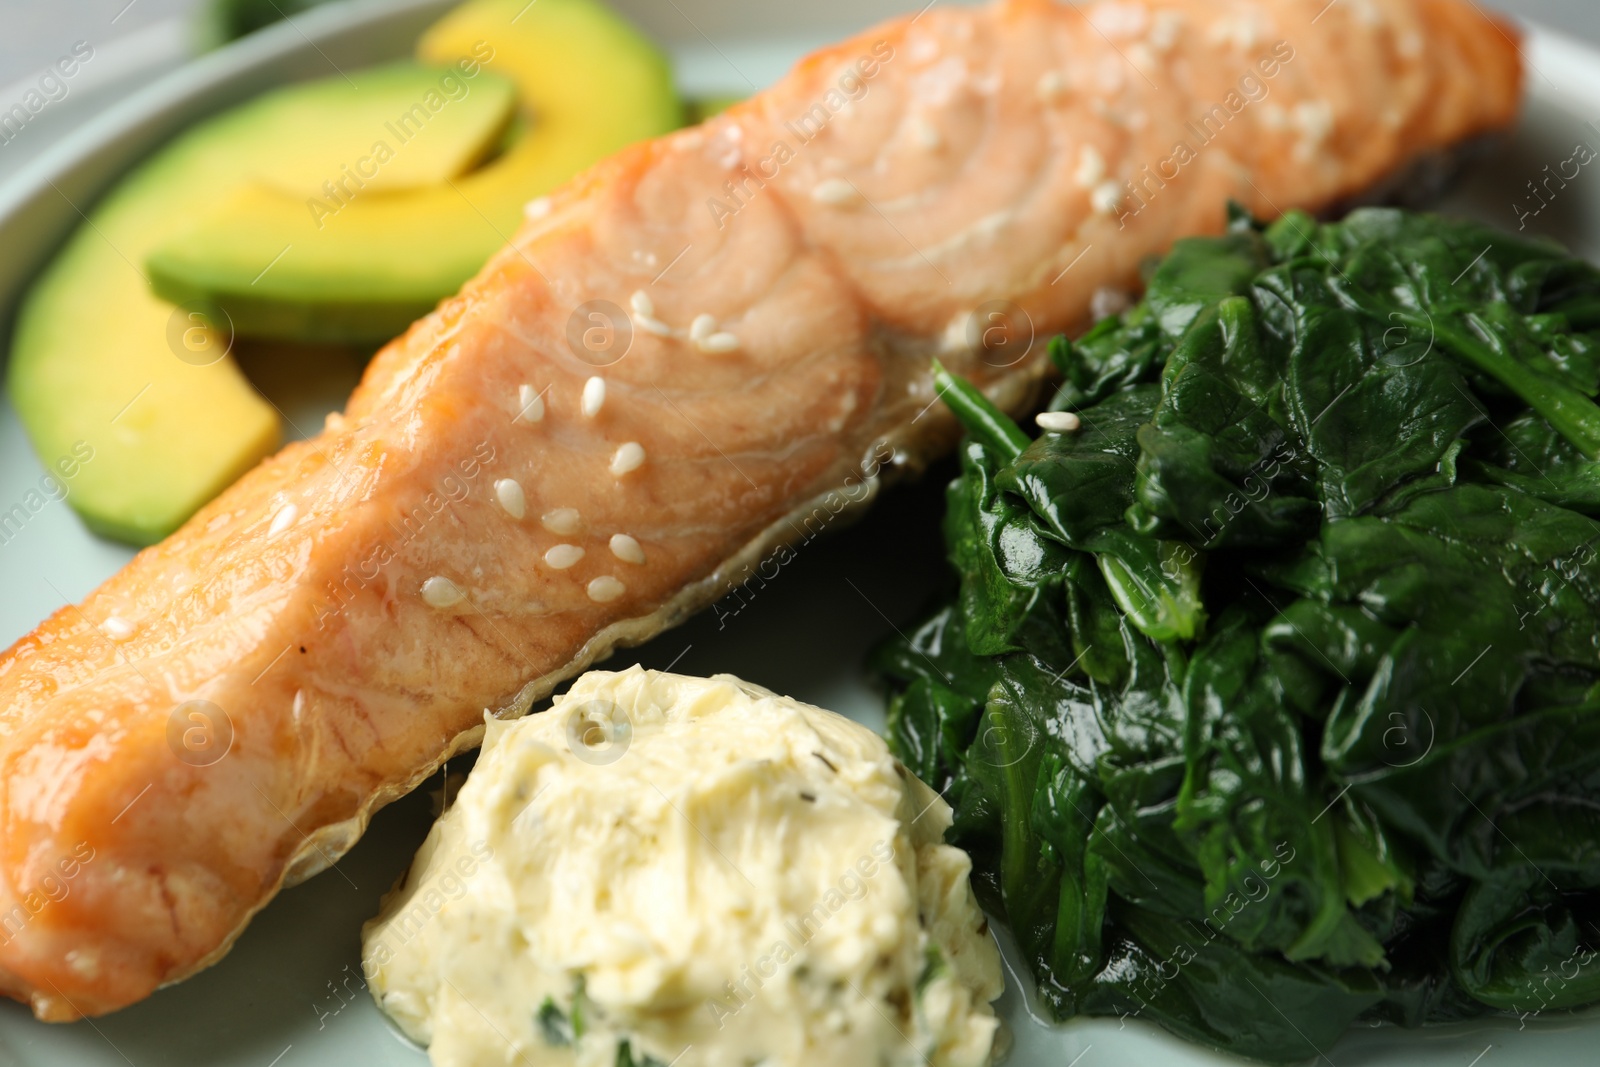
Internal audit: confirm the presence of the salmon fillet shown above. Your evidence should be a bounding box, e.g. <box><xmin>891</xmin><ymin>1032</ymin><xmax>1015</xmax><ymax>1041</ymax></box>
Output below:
<box><xmin>0</xmin><ymin>0</ymin><xmax>1520</xmax><ymax>1020</ymax></box>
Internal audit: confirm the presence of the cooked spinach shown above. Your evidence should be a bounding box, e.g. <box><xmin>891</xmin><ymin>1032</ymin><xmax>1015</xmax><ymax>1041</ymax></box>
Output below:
<box><xmin>876</xmin><ymin>208</ymin><xmax>1600</xmax><ymax>1062</ymax></box>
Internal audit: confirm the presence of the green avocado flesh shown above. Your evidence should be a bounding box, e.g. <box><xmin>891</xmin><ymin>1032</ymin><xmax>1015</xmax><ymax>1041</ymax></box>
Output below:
<box><xmin>9</xmin><ymin>60</ymin><xmax>514</xmax><ymax>545</ymax></box>
<box><xmin>12</xmin><ymin>0</ymin><xmax>682</xmax><ymax>545</ymax></box>
<box><xmin>146</xmin><ymin>0</ymin><xmax>684</xmax><ymax>345</ymax></box>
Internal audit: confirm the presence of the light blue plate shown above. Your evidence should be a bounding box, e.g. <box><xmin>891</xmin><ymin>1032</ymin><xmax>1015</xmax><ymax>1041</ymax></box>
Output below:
<box><xmin>2</xmin><ymin>2</ymin><xmax>1600</xmax><ymax>1064</ymax></box>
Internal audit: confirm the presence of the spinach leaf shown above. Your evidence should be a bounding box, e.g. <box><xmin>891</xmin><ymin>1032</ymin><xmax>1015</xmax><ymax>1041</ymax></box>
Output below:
<box><xmin>946</xmin><ymin>440</ymin><xmax>1073</xmax><ymax>661</ymax></box>
<box><xmin>1001</xmin><ymin>386</ymin><xmax>1207</xmax><ymax>642</ymax></box>
<box><xmin>1131</xmin><ymin>298</ymin><xmax>1320</xmax><ymax>548</ymax></box>
<box><xmin>1452</xmin><ymin>868</ymin><xmax>1600</xmax><ymax>1012</ymax></box>
<box><xmin>1081</xmin><ymin>902</ymin><xmax>1384</xmax><ymax>1064</ymax></box>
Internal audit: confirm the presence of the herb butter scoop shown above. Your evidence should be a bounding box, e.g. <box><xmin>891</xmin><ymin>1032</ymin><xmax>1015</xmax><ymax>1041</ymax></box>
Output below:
<box><xmin>363</xmin><ymin>667</ymin><xmax>1003</xmax><ymax>1067</ymax></box>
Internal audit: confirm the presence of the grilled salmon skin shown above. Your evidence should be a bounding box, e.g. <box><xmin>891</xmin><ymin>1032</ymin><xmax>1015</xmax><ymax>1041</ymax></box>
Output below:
<box><xmin>0</xmin><ymin>0</ymin><xmax>1519</xmax><ymax>1020</ymax></box>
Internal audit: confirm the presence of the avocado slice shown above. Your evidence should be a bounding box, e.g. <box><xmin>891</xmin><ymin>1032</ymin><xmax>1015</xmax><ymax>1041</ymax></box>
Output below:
<box><xmin>145</xmin><ymin>0</ymin><xmax>685</xmax><ymax>346</ymax></box>
<box><xmin>8</xmin><ymin>63</ymin><xmax>515</xmax><ymax>545</ymax></box>
<box><xmin>245</xmin><ymin>62</ymin><xmax>517</xmax><ymax>196</ymax></box>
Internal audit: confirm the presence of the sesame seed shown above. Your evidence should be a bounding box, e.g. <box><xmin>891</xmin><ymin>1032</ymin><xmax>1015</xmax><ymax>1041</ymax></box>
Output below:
<box><xmin>912</xmin><ymin>116</ymin><xmax>942</xmax><ymax>149</ymax></box>
<box><xmin>1091</xmin><ymin>286</ymin><xmax>1133</xmax><ymax>322</ymax></box>
<box><xmin>1090</xmin><ymin>180</ymin><xmax>1125</xmax><ymax>216</ymax></box>
<box><xmin>494</xmin><ymin>478</ymin><xmax>526</xmax><ymax>519</ymax></box>
<box><xmin>1127</xmin><ymin>43</ymin><xmax>1157</xmax><ymax>71</ymax></box>
<box><xmin>630</xmin><ymin>290</ymin><xmax>655</xmax><ymax>318</ymax></box>
<box><xmin>940</xmin><ymin>310</ymin><xmax>977</xmax><ymax>353</ymax></box>
<box><xmin>1075</xmin><ymin>145</ymin><xmax>1106</xmax><ymax>189</ymax></box>
<box><xmin>581</xmin><ymin>377</ymin><xmax>606</xmax><ymax>418</ymax></box>
<box><xmin>268</xmin><ymin>503</ymin><xmax>297</xmax><ymax>538</ymax></box>
<box><xmin>637</xmin><ymin>316</ymin><xmax>674</xmax><ymax>337</ymax></box>
<box><xmin>689</xmin><ymin>314</ymin><xmax>717</xmax><ymax>344</ymax></box>
<box><xmin>545</xmin><ymin>544</ymin><xmax>586</xmax><ymax>569</ymax></box>
<box><xmin>517</xmin><ymin>384</ymin><xmax>545</xmax><ymax>424</ymax></box>
<box><xmin>421</xmin><ymin>576</ymin><xmax>465</xmax><ymax>609</ymax></box>
<box><xmin>587</xmin><ymin>576</ymin><xmax>626</xmax><ymax>603</ymax></box>
<box><xmin>524</xmin><ymin>197</ymin><xmax>552</xmax><ymax>220</ymax></box>
<box><xmin>1036</xmin><ymin>411</ymin><xmax>1082</xmax><ymax>433</ymax></box>
<box><xmin>610</xmin><ymin>442</ymin><xmax>646</xmax><ymax>476</ymax></box>
<box><xmin>102</xmin><ymin>616</ymin><xmax>134</xmax><ymax>641</ymax></box>
<box><xmin>703</xmin><ymin>332</ymin><xmax>741</xmax><ymax>353</ymax></box>
<box><xmin>610</xmin><ymin>533</ymin><xmax>645</xmax><ymax>564</ymax></box>
<box><xmin>1149</xmin><ymin>11</ymin><xmax>1184</xmax><ymax>51</ymax></box>
<box><xmin>542</xmin><ymin>508</ymin><xmax>582</xmax><ymax>535</ymax></box>
<box><xmin>811</xmin><ymin>178</ymin><xmax>858</xmax><ymax>205</ymax></box>
<box><xmin>1037</xmin><ymin>70</ymin><xmax>1067</xmax><ymax>100</ymax></box>
<box><xmin>1293</xmin><ymin>101</ymin><xmax>1335</xmax><ymax>143</ymax></box>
